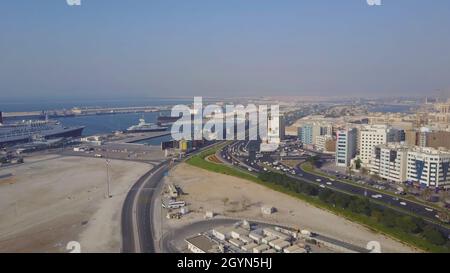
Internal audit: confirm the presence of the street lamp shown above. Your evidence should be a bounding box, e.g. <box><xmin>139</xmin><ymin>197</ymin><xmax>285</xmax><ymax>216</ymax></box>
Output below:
<box><xmin>106</xmin><ymin>158</ymin><xmax>112</xmax><ymax>198</ymax></box>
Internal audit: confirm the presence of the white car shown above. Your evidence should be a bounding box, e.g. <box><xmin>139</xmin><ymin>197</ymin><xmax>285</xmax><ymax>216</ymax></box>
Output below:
<box><xmin>319</xmin><ymin>185</ymin><xmax>326</xmax><ymax>189</ymax></box>
<box><xmin>425</xmin><ymin>208</ymin><xmax>434</xmax><ymax>212</ymax></box>
<box><xmin>400</xmin><ymin>202</ymin><xmax>407</xmax><ymax>206</ymax></box>
<box><xmin>326</xmin><ymin>182</ymin><xmax>332</xmax><ymax>186</ymax></box>
<box><xmin>316</xmin><ymin>179</ymin><xmax>322</xmax><ymax>182</ymax></box>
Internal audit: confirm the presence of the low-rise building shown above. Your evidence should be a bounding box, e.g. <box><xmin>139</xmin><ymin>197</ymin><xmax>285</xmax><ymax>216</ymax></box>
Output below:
<box><xmin>239</xmin><ymin>235</ymin><xmax>253</xmax><ymax>244</ymax></box>
<box><xmin>253</xmin><ymin>244</ymin><xmax>271</xmax><ymax>253</ymax></box>
<box><xmin>249</xmin><ymin>232</ymin><xmax>263</xmax><ymax>243</ymax></box>
<box><xmin>230</xmin><ymin>228</ymin><xmax>250</xmax><ymax>239</ymax></box>
<box><xmin>269</xmin><ymin>239</ymin><xmax>291</xmax><ymax>251</ymax></box>
<box><xmin>283</xmin><ymin>245</ymin><xmax>307</xmax><ymax>253</ymax></box>
<box><xmin>261</xmin><ymin>236</ymin><xmax>277</xmax><ymax>244</ymax></box>
<box><xmin>80</xmin><ymin>135</ymin><xmax>104</xmax><ymax>145</ymax></box>
<box><xmin>229</xmin><ymin>238</ymin><xmax>244</xmax><ymax>248</ymax></box>
<box><xmin>212</xmin><ymin>226</ymin><xmax>234</xmax><ymax>241</ymax></box>
<box><xmin>262</xmin><ymin>227</ymin><xmax>290</xmax><ymax>241</ymax></box>
<box><xmin>185</xmin><ymin>235</ymin><xmax>220</xmax><ymax>253</ymax></box>
<box><xmin>241</xmin><ymin>243</ymin><xmax>259</xmax><ymax>252</ymax></box>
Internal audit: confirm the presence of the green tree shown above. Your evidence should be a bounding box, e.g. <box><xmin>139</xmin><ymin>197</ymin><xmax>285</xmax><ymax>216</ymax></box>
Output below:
<box><xmin>396</xmin><ymin>216</ymin><xmax>419</xmax><ymax>234</ymax></box>
<box><xmin>371</xmin><ymin>209</ymin><xmax>383</xmax><ymax>223</ymax></box>
<box><xmin>380</xmin><ymin>210</ymin><xmax>397</xmax><ymax>228</ymax></box>
<box><xmin>307</xmin><ymin>155</ymin><xmax>320</xmax><ymax>167</ymax></box>
<box><xmin>423</xmin><ymin>226</ymin><xmax>446</xmax><ymax>246</ymax></box>
<box><xmin>355</xmin><ymin>158</ymin><xmax>362</xmax><ymax>170</ymax></box>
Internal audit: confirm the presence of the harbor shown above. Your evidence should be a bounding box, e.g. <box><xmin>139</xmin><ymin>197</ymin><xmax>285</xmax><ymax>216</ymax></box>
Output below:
<box><xmin>2</xmin><ymin>105</ymin><xmax>173</xmax><ymax>120</ymax></box>
<box><xmin>110</xmin><ymin>131</ymin><xmax>172</xmax><ymax>144</ymax></box>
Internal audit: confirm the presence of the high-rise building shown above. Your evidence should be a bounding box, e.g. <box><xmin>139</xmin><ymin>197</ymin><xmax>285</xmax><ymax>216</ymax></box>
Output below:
<box><xmin>279</xmin><ymin>115</ymin><xmax>286</xmax><ymax>141</ymax></box>
<box><xmin>370</xmin><ymin>144</ymin><xmax>409</xmax><ymax>183</ymax></box>
<box><xmin>267</xmin><ymin>113</ymin><xmax>285</xmax><ymax>144</ymax></box>
<box><xmin>298</xmin><ymin>124</ymin><xmax>314</xmax><ymax>145</ymax></box>
<box><xmin>407</xmin><ymin>147</ymin><xmax>450</xmax><ymax>188</ymax></box>
<box><xmin>359</xmin><ymin>125</ymin><xmax>404</xmax><ymax>165</ymax></box>
<box><xmin>335</xmin><ymin>128</ymin><xmax>357</xmax><ymax>167</ymax></box>
<box><xmin>298</xmin><ymin>122</ymin><xmax>332</xmax><ymax>146</ymax></box>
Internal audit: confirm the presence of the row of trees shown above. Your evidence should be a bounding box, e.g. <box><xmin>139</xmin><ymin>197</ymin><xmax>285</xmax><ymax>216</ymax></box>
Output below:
<box><xmin>258</xmin><ymin>171</ymin><xmax>449</xmax><ymax>249</ymax></box>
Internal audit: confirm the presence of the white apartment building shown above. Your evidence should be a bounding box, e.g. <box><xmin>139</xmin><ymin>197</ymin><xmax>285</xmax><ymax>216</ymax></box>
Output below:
<box><xmin>370</xmin><ymin>144</ymin><xmax>409</xmax><ymax>183</ymax></box>
<box><xmin>335</xmin><ymin>128</ymin><xmax>357</xmax><ymax>167</ymax></box>
<box><xmin>406</xmin><ymin>147</ymin><xmax>450</xmax><ymax>188</ymax></box>
<box><xmin>359</xmin><ymin>124</ymin><xmax>404</xmax><ymax>165</ymax></box>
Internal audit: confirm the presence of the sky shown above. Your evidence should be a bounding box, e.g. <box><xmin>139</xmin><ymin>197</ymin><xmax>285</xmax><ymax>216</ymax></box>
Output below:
<box><xmin>1</xmin><ymin>0</ymin><xmax>450</xmax><ymax>101</ymax></box>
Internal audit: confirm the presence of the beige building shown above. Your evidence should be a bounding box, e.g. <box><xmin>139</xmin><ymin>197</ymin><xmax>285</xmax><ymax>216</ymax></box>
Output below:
<box><xmin>315</xmin><ymin>135</ymin><xmax>336</xmax><ymax>153</ymax></box>
<box><xmin>405</xmin><ymin>129</ymin><xmax>450</xmax><ymax>150</ymax></box>
<box><xmin>185</xmin><ymin>235</ymin><xmax>221</xmax><ymax>253</ymax></box>
<box><xmin>359</xmin><ymin>124</ymin><xmax>404</xmax><ymax>165</ymax></box>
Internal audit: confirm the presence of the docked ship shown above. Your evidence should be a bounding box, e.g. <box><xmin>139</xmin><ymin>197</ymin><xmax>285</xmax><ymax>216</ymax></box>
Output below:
<box><xmin>0</xmin><ymin>111</ymin><xmax>84</xmax><ymax>147</ymax></box>
<box><xmin>126</xmin><ymin>118</ymin><xmax>168</xmax><ymax>133</ymax></box>
<box><xmin>157</xmin><ymin>114</ymin><xmax>181</xmax><ymax>126</ymax></box>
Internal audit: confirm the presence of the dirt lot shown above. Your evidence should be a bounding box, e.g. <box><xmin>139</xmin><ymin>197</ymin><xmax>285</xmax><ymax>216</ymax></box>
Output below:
<box><xmin>163</xmin><ymin>163</ymin><xmax>418</xmax><ymax>253</ymax></box>
<box><xmin>0</xmin><ymin>154</ymin><xmax>150</xmax><ymax>253</ymax></box>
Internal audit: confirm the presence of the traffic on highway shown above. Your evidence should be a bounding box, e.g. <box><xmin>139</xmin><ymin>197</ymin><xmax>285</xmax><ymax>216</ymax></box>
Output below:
<box><xmin>219</xmin><ymin>140</ymin><xmax>450</xmax><ymax>239</ymax></box>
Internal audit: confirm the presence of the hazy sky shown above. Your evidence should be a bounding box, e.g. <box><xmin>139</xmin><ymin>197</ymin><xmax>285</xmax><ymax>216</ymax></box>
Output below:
<box><xmin>1</xmin><ymin>0</ymin><xmax>450</xmax><ymax>100</ymax></box>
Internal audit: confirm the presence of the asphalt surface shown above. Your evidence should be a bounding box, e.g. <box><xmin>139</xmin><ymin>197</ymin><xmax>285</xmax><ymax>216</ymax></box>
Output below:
<box><xmin>121</xmin><ymin>141</ymin><xmax>220</xmax><ymax>253</ymax></box>
<box><xmin>121</xmin><ymin>161</ymin><xmax>169</xmax><ymax>253</ymax></box>
<box><xmin>220</xmin><ymin>141</ymin><xmax>450</xmax><ymax>238</ymax></box>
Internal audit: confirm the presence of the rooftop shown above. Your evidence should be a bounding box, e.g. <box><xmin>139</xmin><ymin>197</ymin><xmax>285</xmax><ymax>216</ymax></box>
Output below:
<box><xmin>185</xmin><ymin>235</ymin><xmax>219</xmax><ymax>253</ymax></box>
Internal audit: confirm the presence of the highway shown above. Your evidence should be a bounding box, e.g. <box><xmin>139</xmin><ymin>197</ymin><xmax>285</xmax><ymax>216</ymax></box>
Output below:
<box><xmin>220</xmin><ymin>140</ymin><xmax>450</xmax><ymax>238</ymax></box>
<box><xmin>121</xmin><ymin>161</ymin><xmax>169</xmax><ymax>253</ymax></box>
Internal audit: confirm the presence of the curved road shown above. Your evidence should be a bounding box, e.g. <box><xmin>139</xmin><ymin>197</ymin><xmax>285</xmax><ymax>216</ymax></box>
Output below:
<box><xmin>121</xmin><ymin>141</ymin><xmax>221</xmax><ymax>253</ymax></box>
<box><xmin>121</xmin><ymin>161</ymin><xmax>169</xmax><ymax>253</ymax></box>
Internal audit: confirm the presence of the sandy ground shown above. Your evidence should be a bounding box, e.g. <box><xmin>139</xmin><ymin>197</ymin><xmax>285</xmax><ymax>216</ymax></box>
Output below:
<box><xmin>163</xmin><ymin>163</ymin><xmax>418</xmax><ymax>253</ymax></box>
<box><xmin>0</xmin><ymin>154</ymin><xmax>150</xmax><ymax>253</ymax></box>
